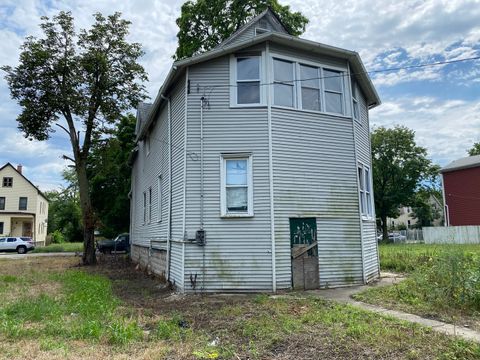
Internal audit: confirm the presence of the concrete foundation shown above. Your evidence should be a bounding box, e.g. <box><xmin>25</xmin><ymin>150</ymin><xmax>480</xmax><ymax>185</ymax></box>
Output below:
<box><xmin>131</xmin><ymin>244</ymin><xmax>167</xmax><ymax>279</ymax></box>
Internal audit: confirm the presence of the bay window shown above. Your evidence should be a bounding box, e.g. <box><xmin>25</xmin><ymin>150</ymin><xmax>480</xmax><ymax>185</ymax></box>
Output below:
<box><xmin>236</xmin><ymin>57</ymin><xmax>261</xmax><ymax>104</ymax></box>
<box><xmin>221</xmin><ymin>154</ymin><xmax>253</xmax><ymax>217</ymax></box>
<box><xmin>323</xmin><ymin>69</ymin><xmax>344</xmax><ymax>114</ymax></box>
<box><xmin>273</xmin><ymin>58</ymin><xmax>295</xmax><ymax>107</ymax></box>
<box><xmin>300</xmin><ymin>64</ymin><xmax>321</xmax><ymax>111</ymax></box>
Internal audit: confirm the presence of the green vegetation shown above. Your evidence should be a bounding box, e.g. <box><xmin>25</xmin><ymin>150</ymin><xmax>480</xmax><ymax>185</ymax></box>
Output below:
<box><xmin>379</xmin><ymin>243</ymin><xmax>480</xmax><ymax>272</ymax></box>
<box><xmin>1</xmin><ymin>258</ymin><xmax>480</xmax><ymax>359</ymax></box>
<box><xmin>31</xmin><ymin>242</ymin><xmax>83</xmax><ymax>253</ymax></box>
<box><xmin>359</xmin><ymin>246</ymin><xmax>480</xmax><ymax>330</ymax></box>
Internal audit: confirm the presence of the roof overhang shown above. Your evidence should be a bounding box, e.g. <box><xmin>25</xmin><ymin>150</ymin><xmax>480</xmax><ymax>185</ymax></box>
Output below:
<box><xmin>137</xmin><ymin>32</ymin><xmax>381</xmax><ymax>141</ymax></box>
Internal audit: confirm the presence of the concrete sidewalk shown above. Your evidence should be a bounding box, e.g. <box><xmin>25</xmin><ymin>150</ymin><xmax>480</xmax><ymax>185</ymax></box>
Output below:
<box><xmin>310</xmin><ymin>273</ymin><xmax>480</xmax><ymax>343</ymax></box>
<box><xmin>0</xmin><ymin>252</ymin><xmax>79</xmax><ymax>260</ymax></box>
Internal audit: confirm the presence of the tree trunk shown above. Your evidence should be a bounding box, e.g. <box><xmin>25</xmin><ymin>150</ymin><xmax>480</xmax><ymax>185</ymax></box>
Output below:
<box><xmin>381</xmin><ymin>214</ymin><xmax>388</xmax><ymax>243</ymax></box>
<box><xmin>76</xmin><ymin>159</ymin><xmax>96</xmax><ymax>265</ymax></box>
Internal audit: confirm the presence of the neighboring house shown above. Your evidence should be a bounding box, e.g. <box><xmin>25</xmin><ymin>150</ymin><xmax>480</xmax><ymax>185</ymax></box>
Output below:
<box><xmin>387</xmin><ymin>195</ymin><xmax>443</xmax><ymax>228</ymax></box>
<box><xmin>441</xmin><ymin>154</ymin><xmax>480</xmax><ymax>226</ymax></box>
<box><xmin>0</xmin><ymin>163</ymin><xmax>49</xmax><ymax>245</ymax></box>
<box><xmin>130</xmin><ymin>8</ymin><xmax>381</xmax><ymax>293</ymax></box>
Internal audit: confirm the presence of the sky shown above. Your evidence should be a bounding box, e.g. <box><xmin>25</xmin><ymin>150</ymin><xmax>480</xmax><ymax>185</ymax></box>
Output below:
<box><xmin>0</xmin><ymin>0</ymin><xmax>479</xmax><ymax>191</ymax></box>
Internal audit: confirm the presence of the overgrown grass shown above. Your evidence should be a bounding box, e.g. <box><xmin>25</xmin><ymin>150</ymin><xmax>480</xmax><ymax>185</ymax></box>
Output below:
<box><xmin>357</xmin><ymin>250</ymin><xmax>480</xmax><ymax>329</ymax></box>
<box><xmin>379</xmin><ymin>243</ymin><xmax>480</xmax><ymax>272</ymax></box>
<box><xmin>31</xmin><ymin>242</ymin><xmax>83</xmax><ymax>253</ymax></box>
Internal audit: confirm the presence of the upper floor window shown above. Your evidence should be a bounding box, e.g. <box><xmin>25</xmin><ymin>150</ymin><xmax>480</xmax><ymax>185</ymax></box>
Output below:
<box><xmin>157</xmin><ymin>175</ymin><xmax>162</xmax><ymax>223</ymax></box>
<box><xmin>300</xmin><ymin>65</ymin><xmax>321</xmax><ymax>111</ymax></box>
<box><xmin>145</xmin><ymin>134</ymin><xmax>151</xmax><ymax>156</ymax></box>
<box><xmin>19</xmin><ymin>197</ymin><xmax>28</xmax><ymax>211</ymax></box>
<box><xmin>351</xmin><ymin>79</ymin><xmax>359</xmax><ymax>120</ymax></box>
<box><xmin>221</xmin><ymin>154</ymin><xmax>253</xmax><ymax>217</ymax></box>
<box><xmin>0</xmin><ymin>197</ymin><xmax>4</xmax><ymax>210</ymax></box>
<box><xmin>236</xmin><ymin>56</ymin><xmax>261</xmax><ymax>104</ymax></box>
<box><xmin>324</xmin><ymin>69</ymin><xmax>344</xmax><ymax>114</ymax></box>
<box><xmin>273</xmin><ymin>58</ymin><xmax>295</xmax><ymax>107</ymax></box>
<box><xmin>358</xmin><ymin>164</ymin><xmax>373</xmax><ymax>218</ymax></box>
<box><xmin>2</xmin><ymin>177</ymin><xmax>12</xmax><ymax>187</ymax></box>
<box><xmin>148</xmin><ymin>187</ymin><xmax>152</xmax><ymax>223</ymax></box>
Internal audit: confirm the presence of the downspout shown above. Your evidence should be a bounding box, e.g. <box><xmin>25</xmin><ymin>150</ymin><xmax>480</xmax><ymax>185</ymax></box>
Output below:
<box><xmin>161</xmin><ymin>94</ymin><xmax>172</xmax><ymax>282</ymax></box>
<box><xmin>266</xmin><ymin>42</ymin><xmax>277</xmax><ymax>293</ymax></box>
<box><xmin>348</xmin><ymin>63</ymin><xmax>366</xmax><ymax>284</ymax></box>
<box><xmin>200</xmin><ymin>96</ymin><xmax>206</xmax><ymax>292</ymax></box>
<box><xmin>181</xmin><ymin>67</ymin><xmax>189</xmax><ymax>292</ymax></box>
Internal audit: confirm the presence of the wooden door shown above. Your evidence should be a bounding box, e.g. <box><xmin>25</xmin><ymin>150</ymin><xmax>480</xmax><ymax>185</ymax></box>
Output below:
<box><xmin>290</xmin><ymin>218</ymin><xmax>319</xmax><ymax>290</ymax></box>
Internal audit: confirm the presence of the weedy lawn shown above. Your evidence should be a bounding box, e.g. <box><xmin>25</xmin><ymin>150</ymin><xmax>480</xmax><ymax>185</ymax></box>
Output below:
<box><xmin>357</xmin><ymin>244</ymin><xmax>480</xmax><ymax>331</ymax></box>
<box><xmin>31</xmin><ymin>242</ymin><xmax>84</xmax><ymax>253</ymax></box>
<box><xmin>0</xmin><ymin>256</ymin><xmax>479</xmax><ymax>359</ymax></box>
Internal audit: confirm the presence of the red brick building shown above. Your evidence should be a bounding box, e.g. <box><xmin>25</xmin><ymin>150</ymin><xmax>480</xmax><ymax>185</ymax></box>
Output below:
<box><xmin>441</xmin><ymin>155</ymin><xmax>480</xmax><ymax>226</ymax></box>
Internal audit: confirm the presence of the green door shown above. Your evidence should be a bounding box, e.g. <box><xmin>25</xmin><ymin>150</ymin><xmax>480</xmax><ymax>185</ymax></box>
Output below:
<box><xmin>290</xmin><ymin>218</ymin><xmax>319</xmax><ymax>290</ymax></box>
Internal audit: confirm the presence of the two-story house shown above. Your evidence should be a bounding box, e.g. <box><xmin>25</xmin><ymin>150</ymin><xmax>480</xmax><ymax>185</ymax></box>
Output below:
<box><xmin>130</xmin><ymin>8</ymin><xmax>381</xmax><ymax>292</ymax></box>
<box><xmin>0</xmin><ymin>163</ymin><xmax>49</xmax><ymax>245</ymax></box>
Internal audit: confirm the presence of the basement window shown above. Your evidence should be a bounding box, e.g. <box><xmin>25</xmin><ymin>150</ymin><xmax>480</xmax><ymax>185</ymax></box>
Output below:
<box><xmin>221</xmin><ymin>154</ymin><xmax>253</xmax><ymax>217</ymax></box>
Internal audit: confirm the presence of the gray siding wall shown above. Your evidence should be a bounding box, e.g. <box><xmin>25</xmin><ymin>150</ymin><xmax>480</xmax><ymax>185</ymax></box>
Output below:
<box><xmin>272</xmin><ymin>109</ymin><xmax>363</xmax><ymax>288</ymax></box>
<box><xmin>354</xmin><ymin>87</ymin><xmax>379</xmax><ymax>281</ymax></box>
<box><xmin>183</xmin><ymin>54</ymin><xmax>273</xmax><ymax>292</ymax></box>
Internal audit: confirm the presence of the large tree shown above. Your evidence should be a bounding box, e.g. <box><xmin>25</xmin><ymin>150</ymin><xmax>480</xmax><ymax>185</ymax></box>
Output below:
<box><xmin>371</xmin><ymin>126</ymin><xmax>439</xmax><ymax>241</ymax></box>
<box><xmin>2</xmin><ymin>12</ymin><xmax>147</xmax><ymax>264</ymax></box>
<box><xmin>468</xmin><ymin>142</ymin><xmax>480</xmax><ymax>156</ymax></box>
<box><xmin>174</xmin><ymin>0</ymin><xmax>309</xmax><ymax>60</ymax></box>
<box><xmin>88</xmin><ymin>114</ymin><xmax>136</xmax><ymax>238</ymax></box>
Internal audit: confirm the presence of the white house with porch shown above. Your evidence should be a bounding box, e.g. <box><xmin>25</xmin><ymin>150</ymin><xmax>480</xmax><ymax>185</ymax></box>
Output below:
<box><xmin>0</xmin><ymin>163</ymin><xmax>49</xmax><ymax>245</ymax></box>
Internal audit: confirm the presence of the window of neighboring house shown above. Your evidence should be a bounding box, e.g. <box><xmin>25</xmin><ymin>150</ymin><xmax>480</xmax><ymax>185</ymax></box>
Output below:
<box><xmin>323</xmin><ymin>69</ymin><xmax>344</xmax><ymax>114</ymax></box>
<box><xmin>351</xmin><ymin>79</ymin><xmax>359</xmax><ymax>121</ymax></box>
<box><xmin>0</xmin><ymin>197</ymin><xmax>5</xmax><ymax>210</ymax></box>
<box><xmin>0</xmin><ymin>222</ymin><xmax>3</xmax><ymax>234</ymax></box>
<box><xmin>2</xmin><ymin>177</ymin><xmax>12</xmax><ymax>187</ymax></box>
<box><xmin>221</xmin><ymin>154</ymin><xmax>253</xmax><ymax>217</ymax></box>
<box><xmin>19</xmin><ymin>197</ymin><xmax>27</xmax><ymax>211</ymax></box>
<box><xmin>358</xmin><ymin>165</ymin><xmax>373</xmax><ymax>218</ymax></box>
<box><xmin>236</xmin><ymin>56</ymin><xmax>261</xmax><ymax>105</ymax></box>
<box><xmin>143</xmin><ymin>191</ymin><xmax>146</xmax><ymax>224</ymax></box>
<box><xmin>300</xmin><ymin>64</ymin><xmax>321</xmax><ymax>111</ymax></box>
<box><xmin>157</xmin><ymin>175</ymin><xmax>162</xmax><ymax>222</ymax></box>
<box><xmin>148</xmin><ymin>187</ymin><xmax>152</xmax><ymax>223</ymax></box>
<box><xmin>273</xmin><ymin>58</ymin><xmax>295</xmax><ymax>107</ymax></box>
<box><xmin>408</xmin><ymin>220</ymin><xmax>411</xmax><ymax>226</ymax></box>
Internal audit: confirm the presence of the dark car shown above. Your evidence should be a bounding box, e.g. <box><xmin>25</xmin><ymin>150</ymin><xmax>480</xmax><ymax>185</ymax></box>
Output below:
<box><xmin>96</xmin><ymin>233</ymin><xmax>130</xmax><ymax>254</ymax></box>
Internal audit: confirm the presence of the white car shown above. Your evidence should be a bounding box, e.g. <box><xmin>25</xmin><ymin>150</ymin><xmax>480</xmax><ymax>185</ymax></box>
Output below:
<box><xmin>0</xmin><ymin>237</ymin><xmax>35</xmax><ymax>254</ymax></box>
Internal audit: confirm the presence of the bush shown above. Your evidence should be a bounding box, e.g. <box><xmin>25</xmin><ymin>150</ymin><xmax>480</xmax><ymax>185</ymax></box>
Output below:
<box><xmin>50</xmin><ymin>230</ymin><xmax>65</xmax><ymax>244</ymax></box>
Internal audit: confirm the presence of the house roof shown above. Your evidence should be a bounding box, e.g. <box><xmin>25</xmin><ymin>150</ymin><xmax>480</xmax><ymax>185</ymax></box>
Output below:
<box><xmin>135</xmin><ymin>102</ymin><xmax>153</xmax><ymax>135</ymax></box>
<box><xmin>137</xmin><ymin>10</ymin><xmax>381</xmax><ymax>141</ymax></box>
<box><xmin>441</xmin><ymin>154</ymin><xmax>480</xmax><ymax>173</ymax></box>
<box><xmin>0</xmin><ymin>163</ymin><xmax>49</xmax><ymax>202</ymax></box>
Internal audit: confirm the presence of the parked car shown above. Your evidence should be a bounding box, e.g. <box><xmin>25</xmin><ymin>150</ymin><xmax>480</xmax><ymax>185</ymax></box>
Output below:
<box><xmin>388</xmin><ymin>232</ymin><xmax>406</xmax><ymax>242</ymax></box>
<box><xmin>96</xmin><ymin>233</ymin><xmax>130</xmax><ymax>254</ymax></box>
<box><xmin>0</xmin><ymin>237</ymin><xmax>35</xmax><ymax>254</ymax></box>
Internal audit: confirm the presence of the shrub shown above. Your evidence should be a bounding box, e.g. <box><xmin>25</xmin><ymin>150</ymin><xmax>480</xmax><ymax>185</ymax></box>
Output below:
<box><xmin>50</xmin><ymin>230</ymin><xmax>65</xmax><ymax>244</ymax></box>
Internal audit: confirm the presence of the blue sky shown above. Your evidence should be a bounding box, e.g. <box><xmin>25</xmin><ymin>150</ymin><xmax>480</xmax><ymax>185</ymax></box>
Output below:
<box><xmin>0</xmin><ymin>0</ymin><xmax>479</xmax><ymax>190</ymax></box>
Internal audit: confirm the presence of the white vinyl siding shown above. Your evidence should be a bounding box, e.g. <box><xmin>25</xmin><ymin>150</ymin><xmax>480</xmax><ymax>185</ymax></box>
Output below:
<box><xmin>220</xmin><ymin>154</ymin><xmax>253</xmax><ymax>217</ymax></box>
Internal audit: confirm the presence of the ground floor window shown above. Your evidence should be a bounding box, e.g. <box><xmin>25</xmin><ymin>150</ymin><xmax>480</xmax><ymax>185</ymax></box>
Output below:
<box><xmin>0</xmin><ymin>222</ymin><xmax>3</xmax><ymax>234</ymax></box>
<box><xmin>358</xmin><ymin>164</ymin><xmax>373</xmax><ymax>218</ymax></box>
<box><xmin>220</xmin><ymin>154</ymin><xmax>253</xmax><ymax>217</ymax></box>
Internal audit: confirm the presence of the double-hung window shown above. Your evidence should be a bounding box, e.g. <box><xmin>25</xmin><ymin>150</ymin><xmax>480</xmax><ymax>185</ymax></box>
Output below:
<box><xmin>19</xmin><ymin>197</ymin><xmax>27</xmax><ymax>211</ymax></box>
<box><xmin>143</xmin><ymin>191</ymin><xmax>146</xmax><ymax>224</ymax></box>
<box><xmin>351</xmin><ymin>79</ymin><xmax>359</xmax><ymax>121</ymax></box>
<box><xmin>148</xmin><ymin>187</ymin><xmax>152</xmax><ymax>223</ymax></box>
<box><xmin>323</xmin><ymin>69</ymin><xmax>344</xmax><ymax>114</ymax></box>
<box><xmin>358</xmin><ymin>165</ymin><xmax>373</xmax><ymax>218</ymax></box>
<box><xmin>157</xmin><ymin>175</ymin><xmax>162</xmax><ymax>223</ymax></box>
<box><xmin>221</xmin><ymin>154</ymin><xmax>253</xmax><ymax>217</ymax></box>
<box><xmin>273</xmin><ymin>58</ymin><xmax>295</xmax><ymax>107</ymax></box>
<box><xmin>300</xmin><ymin>64</ymin><xmax>321</xmax><ymax>111</ymax></box>
<box><xmin>0</xmin><ymin>197</ymin><xmax>4</xmax><ymax>210</ymax></box>
<box><xmin>236</xmin><ymin>57</ymin><xmax>261</xmax><ymax>105</ymax></box>
<box><xmin>0</xmin><ymin>222</ymin><xmax>3</xmax><ymax>234</ymax></box>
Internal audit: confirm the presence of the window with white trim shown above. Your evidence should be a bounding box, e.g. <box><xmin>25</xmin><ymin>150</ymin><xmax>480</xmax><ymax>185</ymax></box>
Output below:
<box><xmin>324</xmin><ymin>69</ymin><xmax>344</xmax><ymax>114</ymax></box>
<box><xmin>273</xmin><ymin>58</ymin><xmax>295</xmax><ymax>107</ymax></box>
<box><xmin>358</xmin><ymin>164</ymin><xmax>373</xmax><ymax>218</ymax></box>
<box><xmin>148</xmin><ymin>187</ymin><xmax>152</xmax><ymax>223</ymax></box>
<box><xmin>143</xmin><ymin>191</ymin><xmax>146</xmax><ymax>224</ymax></box>
<box><xmin>221</xmin><ymin>154</ymin><xmax>253</xmax><ymax>217</ymax></box>
<box><xmin>157</xmin><ymin>175</ymin><xmax>162</xmax><ymax>222</ymax></box>
<box><xmin>300</xmin><ymin>64</ymin><xmax>321</xmax><ymax>111</ymax></box>
<box><xmin>236</xmin><ymin>57</ymin><xmax>261</xmax><ymax>104</ymax></box>
<box><xmin>351</xmin><ymin>79</ymin><xmax>359</xmax><ymax>121</ymax></box>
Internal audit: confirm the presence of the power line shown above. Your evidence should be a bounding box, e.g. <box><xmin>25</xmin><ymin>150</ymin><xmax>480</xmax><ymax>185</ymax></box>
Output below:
<box><xmin>192</xmin><ymin>55</ymin><xmax>480</xmax><ymax>91</ymax></box>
